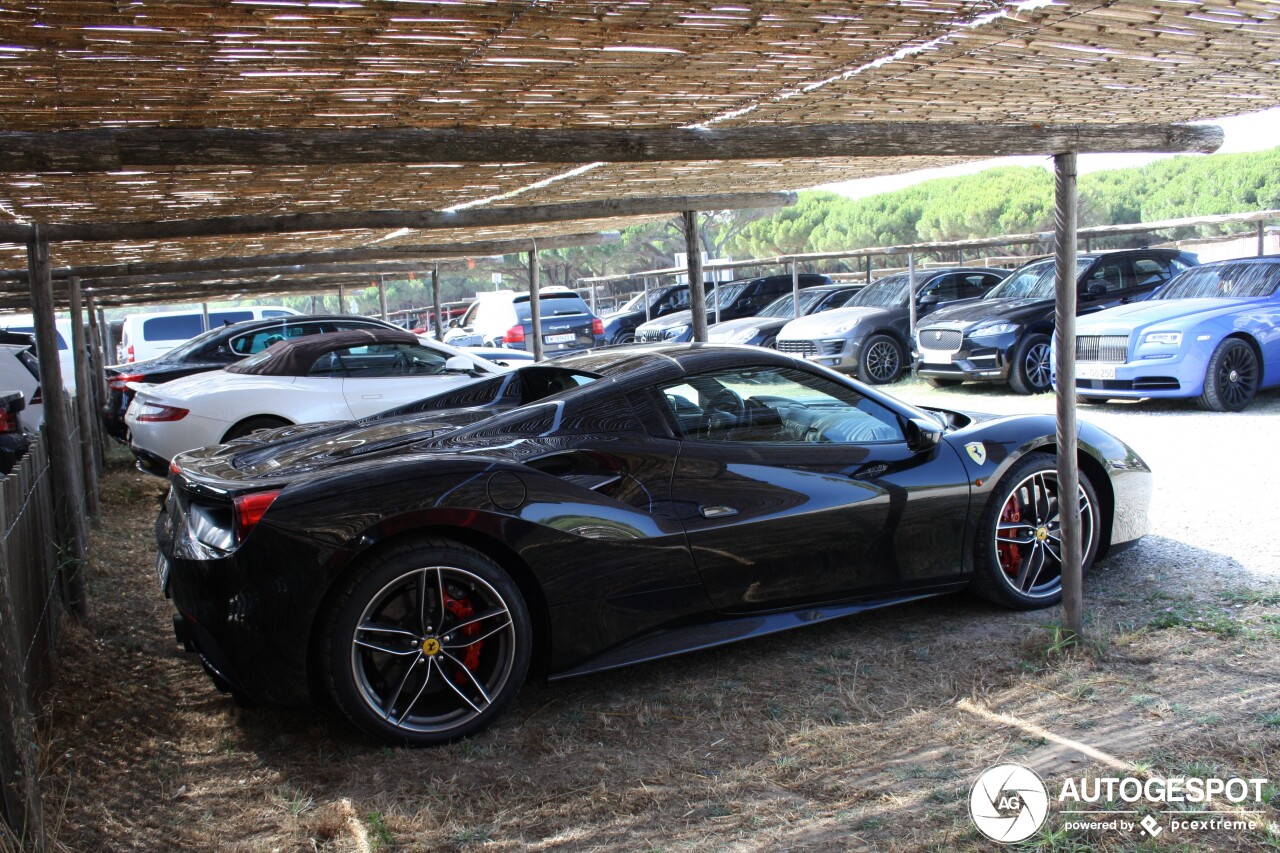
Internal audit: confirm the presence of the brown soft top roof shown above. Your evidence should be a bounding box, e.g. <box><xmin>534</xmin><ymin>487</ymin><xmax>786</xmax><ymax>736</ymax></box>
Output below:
<box><xmin>226</xmin><ymin>327</ymin><xmax>418</xmax><ymax>377</ymax></box>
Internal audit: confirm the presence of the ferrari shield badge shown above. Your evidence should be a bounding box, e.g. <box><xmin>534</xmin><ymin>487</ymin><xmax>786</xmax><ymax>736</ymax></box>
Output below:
<box><xmin>965</xmin><ymin>442</ymin><xmax>987</xmax><ymax>465</ymax></box>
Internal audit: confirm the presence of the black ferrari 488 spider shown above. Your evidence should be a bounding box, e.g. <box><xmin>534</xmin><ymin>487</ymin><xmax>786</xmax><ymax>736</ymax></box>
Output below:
<box><xmin>157</xmin><ymin>344</ymin><xmax>1151</xmax><ymax>745</ymax></box>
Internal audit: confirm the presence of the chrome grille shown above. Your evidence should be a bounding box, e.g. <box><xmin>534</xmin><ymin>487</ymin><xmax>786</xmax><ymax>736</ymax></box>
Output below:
<box><xmin>1076</xmin><ymin>335</ymin><xmax>1129</xmax><ymax>363</ymax></box>
<box><xmin>777</xmin><ymin>340</ymin><xmax>816</xmax><ymax>357</ymax></box>
<box><xmin>635</xmin><ymin>328</ymin><xmax>664</xmax><ymax>343</ymax></box>
<box><xmin>919</xmin><ymin>328</ymin><xmax>962</xmax><ymax>352</ymax></box>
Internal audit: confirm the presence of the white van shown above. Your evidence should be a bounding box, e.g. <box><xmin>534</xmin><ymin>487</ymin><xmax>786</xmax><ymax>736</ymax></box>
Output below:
<box><xmin>117</xmin><ymin>306</ymin><xmax>299</xmax><ymax>364</ymax></box>
<box><xmin>0</xmin><ymin>314</ymin><xmax>76</xmax><ymax>392</ymax></box>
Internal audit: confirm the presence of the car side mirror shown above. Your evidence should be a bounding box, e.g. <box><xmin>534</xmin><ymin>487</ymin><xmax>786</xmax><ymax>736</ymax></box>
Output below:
<box><xmin>918</xmin><ymin>292</ymin><xmax>940</xmax><ymax>306</ymax></box>
<box><xmin>0</xmin><ymin>391</ymin><xmax>25</xmax><ymax>413</ymax></box>
<box><xmin>448</xmin><ymin>318</ymin><xmax>461</xmax><ymax>329</ymax></box>
<box><xmin>444</xmin><ymin>356</ymin><xmax>474</xmax><ymax>372</ymax></box>
<box><xmin>1084</xmin><ymin>282</ymin><xmax>1108</xmax><ymax>299</ymax></box>
<box><xmin>904</xmin><ymin>417</ymin><xmax>943</xmax><ymax>453</ymax></box>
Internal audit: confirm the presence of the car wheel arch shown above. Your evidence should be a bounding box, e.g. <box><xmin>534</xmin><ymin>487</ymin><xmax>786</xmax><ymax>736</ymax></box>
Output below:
<box><xmin>221</xmin><ymin>414</ymin><xmax>293</xmax><ymax>442</ymax></box>
<box><xmin>306</xmin><ymin>521</ymin><xmax>554</xmax><ymax>696</ymax></box>
<box><xmin>1015</xmin><ymin>441</ymin><xmax>1116</xmax><ymax>561</ymax></box>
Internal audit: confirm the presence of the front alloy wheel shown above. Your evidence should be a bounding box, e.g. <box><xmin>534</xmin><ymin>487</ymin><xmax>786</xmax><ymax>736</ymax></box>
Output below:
<box><xmin>970</xmin><ymin>454</ymin><xmax>1099</xmax><ymax>609</ymax></box>
<box><xmin>323</xmin><ymin>540</ymin><xmax>531</xmax><ymax>745</ymax></box>
<box><xmin>858</xmin><ymin>334</ymin><xmax>904</xmax><ymax>384</ymax></box>
<box><xmin>1198</xmin><ymin>338</ymin><xmax>1258</xmax><ymax>412</ymax></box>
<box><xmin>1009</xmin><ymin>334</ymin><xmax>1052</xmax><ymax>395</ymax></box>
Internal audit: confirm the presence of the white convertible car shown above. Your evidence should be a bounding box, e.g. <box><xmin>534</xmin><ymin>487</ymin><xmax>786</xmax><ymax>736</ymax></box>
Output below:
<box><xmin>126</xmin><ymin>327</ymin><xmax>502</xmax><ymax>474</ymax></box>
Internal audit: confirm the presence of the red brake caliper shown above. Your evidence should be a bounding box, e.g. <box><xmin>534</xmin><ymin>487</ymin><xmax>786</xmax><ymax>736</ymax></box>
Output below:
<box><xmin>997</xmin><ymin>498</ymin><xmax>1022</xmax><ymax>576</ymax></box>
<box><xmin>443</xmin><ymin>588</ymin><xmax>482</xmax><ymax>681</ymax></box>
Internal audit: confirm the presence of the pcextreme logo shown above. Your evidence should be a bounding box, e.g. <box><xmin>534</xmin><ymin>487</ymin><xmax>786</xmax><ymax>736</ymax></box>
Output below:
<box><xmin>969</xmin><ymin>764</ymin><xmax>1050</xmax><ymax>843</ymax></box>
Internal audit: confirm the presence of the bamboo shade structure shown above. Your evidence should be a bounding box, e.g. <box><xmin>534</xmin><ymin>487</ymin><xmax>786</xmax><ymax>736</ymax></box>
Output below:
<box><xmin>0</xmin><ymin>0</ymin><xmax>1275</xmax><ymax>274</ymax></box>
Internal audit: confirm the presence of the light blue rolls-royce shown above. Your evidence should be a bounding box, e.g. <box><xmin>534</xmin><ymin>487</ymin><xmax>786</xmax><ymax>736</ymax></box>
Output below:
<box><xmin>1065</xmin><ymin>257</ymin><xmax>1280</xmax><ymax>411</ymax></box>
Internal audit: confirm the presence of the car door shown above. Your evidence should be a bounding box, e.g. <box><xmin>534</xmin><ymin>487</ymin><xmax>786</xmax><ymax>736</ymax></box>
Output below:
<box><xmin>657</xmin><ymin>364</ymin><xmax>971</xmax><ymax>610</ymax></box>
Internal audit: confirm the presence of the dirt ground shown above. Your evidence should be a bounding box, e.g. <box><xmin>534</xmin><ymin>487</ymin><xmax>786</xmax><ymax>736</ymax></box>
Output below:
<box><xmin>28</xmin><ymin>382</ymin><xmax>1280</xmax><ymax>852</ymax></box>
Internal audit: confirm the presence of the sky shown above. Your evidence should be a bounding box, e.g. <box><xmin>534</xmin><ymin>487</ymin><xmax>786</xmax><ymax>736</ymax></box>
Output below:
<box><xmin>818</xmin><ymin>107</ymin><xmax>1280</xmax><ymax>200</ymax></box>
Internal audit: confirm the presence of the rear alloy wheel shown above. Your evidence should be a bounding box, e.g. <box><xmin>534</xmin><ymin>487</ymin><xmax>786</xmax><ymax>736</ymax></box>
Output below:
<box><xmin>322</xmin><ymin>539</ymin><xmax>531</xmax><ymax>745</ymax></box>
<box><xmin>857</xmin><ymin>334</ymin><xmax>904</xmax><ymax>384</ymax></box>
<box><xmin>970</xmin><ymin>453</ymin><xmax>1100</xmax><ymax>610</ymax></box>
<box><xmin>1198</xmin><ymin>338</ymin><xmax>1258</xmax><ymax>412</ymax></box>
<box><xmin>1008</xmin><ymin>333</ymin><xmax>1052</xmax><ymax>395</ymax></box>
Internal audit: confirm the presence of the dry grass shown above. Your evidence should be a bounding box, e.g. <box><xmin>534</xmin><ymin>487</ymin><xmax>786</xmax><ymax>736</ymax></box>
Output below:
<box><xmin>32</xmin><ymin>450</ymin><xmax>1280</xmax><ymax>851</ymax></box>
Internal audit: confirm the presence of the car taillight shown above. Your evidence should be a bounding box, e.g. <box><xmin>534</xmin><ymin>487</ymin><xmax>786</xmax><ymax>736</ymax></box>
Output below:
<box><xmin>169</xmin><ymin>460</ymin><xmax>182</xmax><ymax>477</ymax></box>
<box><xmin>232</xmin><ymin>490</ymin><xmax>281</xmax><ymax>544</ymax></box>
<box><xmin>591</xmin><ymin>318</ymin><xmax>604</xmax><ymax>337</ymax></box>
<box><xmin>126</xmin><ymin>345</ymin><xmax>135</xmax><ymax>363</ymax></box>
<box><xmin>0</xmin><ymin>409</ymin><xmax>18</xmax><ymax>434</ymax></box>
<box><xmin>108</xmin><ymin>372</ymin><xmax>145</xmax><ymax>392</ymax></box>
<box><xmin>503</xmin><ymin>324</ymin><xmax>525</xmax><ymax>344</ymax></box>
<box><xmin>135</xmin><ymin>402</ymin><xmax>189</xmax><ymax>422</ymax></box>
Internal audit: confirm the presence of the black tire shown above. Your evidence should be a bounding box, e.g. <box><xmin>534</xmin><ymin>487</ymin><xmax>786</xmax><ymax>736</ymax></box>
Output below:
<box><xmin>927</xmin><ymin>377</ymin><xmax>964</xmax><ymax>389</ymax></box>
<box><xmin>321</xmin><ymin>538</ymin><xmax>531</xmax><ymax>746</ymax></box>
<box><xmin>761</xmin><ymin>336</ymin><xmax>778</xmax><ymax>350</ymax></box>
<box><xmin>222</xmin><ymin>415</ymin><xmax>291</xmax><ymax>442</ymax></box>
<box><xmin>1075</xmin><ymin>395</ymin><xmax>1110</xmax><ymax>406</ymax></box>
<box><xmin>1197</xmin><ymin>338</ymin><xmax>1258</xmax><ymax>412</ymax></box>
<box><xmin>857</xmin><ymin>334</ymin><xmax>904</xmax><ymax>385</ymax></box>
<box><xmin>970</xmin><ymin>453</ymin><xmax>1100</xmax><ymax>610</ymax></box>
<box><xmin>1008</xmin><ymin>333</ymin><xmax>1053</xmax><ymax>395</ymax></box>
<box><xmin>612</xmin><ymin>331</ymin><xmax>636</xmax><ymax>346</ymax></box>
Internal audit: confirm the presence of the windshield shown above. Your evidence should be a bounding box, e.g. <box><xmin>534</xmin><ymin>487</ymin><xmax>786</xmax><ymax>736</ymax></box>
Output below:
<box><xmin>850</xmin><ymin>274</ymin><xmax>910</xmax><ymax>308</ymax></box>
<box><xmin>616</xmin><ymin>291</ymin><xmax>646</xmax><ymax>312</ymax></box>
<box><xmin>756</xmin><ymin>289</ymin><xmax>830</xmax><ymax>319</ymax></box>
<box><xmin>986</xmin><ymin>258</ymin><xmax>1090</xmax><ymax>300</ymax></box>
<box><xmin>1155</xmin><ymin>262</ymin><xmax>1280</xmax><ymax>300</ymax></box>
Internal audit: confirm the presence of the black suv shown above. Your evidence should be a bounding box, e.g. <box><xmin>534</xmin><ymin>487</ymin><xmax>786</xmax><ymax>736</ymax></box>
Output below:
<box><xmin>913</xmin><ymin>249</ymin><xmax>1198</xmax><ymax>394</ymax></box>
<box><xmin>634</xmin><ymin>273</ymin><xmax>832</xmax><ymax>342</ymax></box>
<box><xmin>601</xmin><ymin>284</ymin><xmax>689</xmax><ymax>344</ymax></box>
<box><xmin>103</xmin><ymin>313</ymin><xmax>399</xmax><ymax>441</ymax></box>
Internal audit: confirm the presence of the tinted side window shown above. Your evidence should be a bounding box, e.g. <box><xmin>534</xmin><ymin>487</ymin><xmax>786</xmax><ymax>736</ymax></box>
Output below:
<box><xmin>922</xmin><ymin>275</ymin><xmax>969</xmax><ymax>303</ymax></box>
<box><xmin>230</xmin><ymin>321</ymin><xmax>329</xmax><ymax>355</ymax></box>
<box><xmin>658</xmin><ymin>366</ymin><xmax>903</xmax><ymax>445</ymax></box>
<box><xmin>4</xmin><ymin>326</ymin><xmax>66</xmax><ymax>350</ymax></box>
<box><xmin>311</xmin><ymin>343</ymin><xmax>447</xmax><ymax>378</ymax></box>
<box><xmin>143</xmin><ymin>315</ymin><xmax>203</xmax><ymax>341</ymax></box>
<box><xmin>1084</xmin><ymin>260</ymin><xmax>1130</xmax><ymax>294</ymax></box>
<box><xmin>1132</xmin><ymin>257</ymin><xmax>1174</xmax><ymax>287</ymax></box>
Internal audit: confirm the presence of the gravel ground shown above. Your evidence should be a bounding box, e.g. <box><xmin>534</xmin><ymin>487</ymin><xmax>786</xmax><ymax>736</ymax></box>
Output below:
<box><xmin>893</xmin><ymin>377</ymin><xmax>1280</xmax><ymax>582</ymax></box>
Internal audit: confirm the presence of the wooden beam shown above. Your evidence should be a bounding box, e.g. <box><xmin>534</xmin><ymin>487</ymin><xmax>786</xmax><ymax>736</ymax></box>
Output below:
<box><xmin>684</xmin><ymin>211</ymin><xmax>708</xmax><ymax>343</ymax></box>
<box><xmin>0</xmin><ymin>124</ymin><xmax>1223</xmax><ymax>173</ymax></box>
<box><xmin>0</xmin><ymin>193</ymin><xmax>795</xmax><ymax>244</ymax></box>
<box><xmin>66</xmin><ymin>276</ymin><xmax>100</xmax><ymax>523</ymax></box>
<box><xmin>430</xmin><ymin>264</ymin><xmax>443</xmax><ymax>341</ymax></box>
<box><xmin>529</xmin><ymin>243</ymin><xmax>543</xmax><ymax>362</ymax></box>
<box><xmin>26</xmin><ymin>227</ymin><xmax>88</xmax><ymax>620</ymax></box>
<box><xmin>0</xmin><ymin>231</ymin><xmax>623</xmax><ymax>284</ymax></box>
<box><xmin>1053</xmin><ymin>152</ymin><xmax>1084</xmax><ymax>643</ymax></box>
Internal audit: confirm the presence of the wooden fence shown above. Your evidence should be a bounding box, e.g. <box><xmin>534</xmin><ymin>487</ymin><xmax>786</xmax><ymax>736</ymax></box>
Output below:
<box><xmin>0</xmin><ymin>396</ymin><xmax>91</xmax><ymax>852</ymax></box>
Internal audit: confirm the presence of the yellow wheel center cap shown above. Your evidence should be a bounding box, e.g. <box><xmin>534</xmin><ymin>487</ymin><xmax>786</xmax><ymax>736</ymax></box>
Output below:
<box><xmin>421</xmin><ymin>637</ymin><xmax>441</xmax><ymax>656</ymax></box>
<box><xmin>1036</xmin><ymin>527</ymin><xmax>1049</xmax><ymax>542</ymax></box>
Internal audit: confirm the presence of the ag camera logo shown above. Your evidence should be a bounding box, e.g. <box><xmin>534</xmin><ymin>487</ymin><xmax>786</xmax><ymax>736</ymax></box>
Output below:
<box><xmin>969</xmin><ymin>763</ymin><xmax>1050</xmax><ymax>843</ymax></box>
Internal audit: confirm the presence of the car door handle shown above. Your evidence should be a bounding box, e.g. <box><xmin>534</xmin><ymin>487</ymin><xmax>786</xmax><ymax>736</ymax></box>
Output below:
<box><xmin>361</xmin><ymin>394</ymin><xmax>383</xmax><ymax>400</ymax></box>
<box><xmin>700</xmin><ymin>505</ymin><xmax>738</xmax><ymax>519</ymax></box>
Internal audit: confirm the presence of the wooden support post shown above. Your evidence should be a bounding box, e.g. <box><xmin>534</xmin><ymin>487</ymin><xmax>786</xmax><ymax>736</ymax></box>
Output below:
<box><xmin>528</xmin><ymin>243</ymin><xmax>543</xmax><ymax>361</ymax></box>
<box><xmin>790</xmin><ymin>260</ymin><xmax>801</xmax><ymax>320</ymax></box>
<box><xmin>67</xmin><ymin>277</ymin><xmax>100</xmax><ymax>523</ymax></box>
<box><xmin>27</xmin><ymin>227</ymin><xmax>88</xmax><ymax>619</ymax></box>
<box><xmin>589</xmin><ymin>279</ymin><xmax>597</xmax><ymax>314</ymax></box>
<box><xmin>378</xmin><ymin>279</ymin><xmax>388</xmax><ymax>320</ymax></box>
<box><xmin>1053</xmin><ymin>152</ymin><xmax>1084</xmax><ymax>643</ymax></box>
<box><xmin>201</xmin><ymin>301</ymin><xmax>210</xmax><ymax>333</ymax></box>
<box><xmin>337</xmin><ymin>284</ymin><xmax>346</xmax><ymax>314</ymax></box>
<box><xmin>907</xmin><ymin>252</ymin><xmax>918</xmax><ymax>376</ymax></box>
<box><xmin>86</xmin><ymin>293</ymin><xmax>109</xmax><ymax>468</ymax></box>
<box><xmin>643</xmin><ymin>278</ymin><xmax>652</xmax><ymax>323</ymax></box>
<box><xmin>1259</xmin><ymin>222</ymin><xmax>1266</xmax><ymax>257</ymax></box>
<box><xmin>684</xmin><ymin>211</ymin><xmax>709</xmax><ymax>342</ymax></box>
<box><xmin>865</xmin><ymin>257</ymin><xmax>873</xmax><ymax>284</ymax></box>
<box><xmin>431</xmin><ymin>264</ymin><xmax>443</xmax><ymax>341</ymax></box>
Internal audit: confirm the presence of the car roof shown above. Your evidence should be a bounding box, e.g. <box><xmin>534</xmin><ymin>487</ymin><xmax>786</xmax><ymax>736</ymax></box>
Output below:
<box><xmin>226</xmin><ymin>327</ymin><xmax>418</xmax><ymax>376</ymax></box>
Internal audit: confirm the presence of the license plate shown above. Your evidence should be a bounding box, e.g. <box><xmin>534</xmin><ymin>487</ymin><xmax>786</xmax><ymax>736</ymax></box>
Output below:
<box><xmin>1076</xmin><ymin>364</ymin><xmax>1116</xmax><ymax>380</ymax></box>
<box><xmin>543</xmin><ymin>333</ymin><xmax>575</xmax><ymax>344</ymax></box>
<box><xmin>919</xmin><ymin>349</ymin><xmax>952</xmax><ymax>365</ymax></box>
<box><xmin>156</xmin><ymin>551</ymin><xmax>170</xmax><ymax>590</ymax></box>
